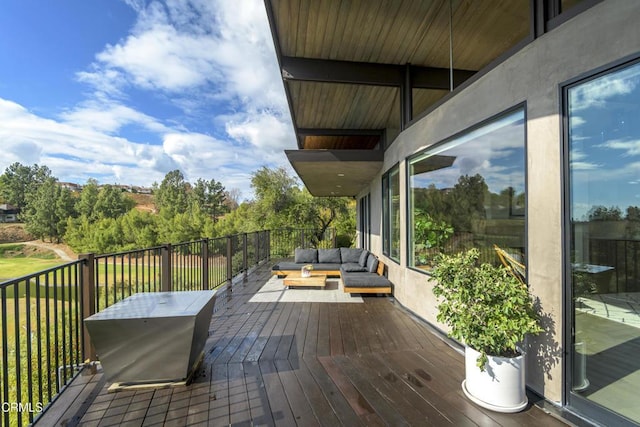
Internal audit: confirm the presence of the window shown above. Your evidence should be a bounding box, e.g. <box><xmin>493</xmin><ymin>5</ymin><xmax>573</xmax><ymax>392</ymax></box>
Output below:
<box><xmin>566</xmin><ymin>59</ymin><xmax>640</xmax><ymax>425</ymax></box>
<box><xmin>382</xmin><ymin>165</ymin><xmax>400</xmax><ymax>262</ymax></box>
<box><xmin>359</xmin><ymin>194</ymin><xmax>371</xmax><ymax>250</ymax></box>
<box><xmin>408</xmin><ymin>108</ymin><xmax>526</xmax><ymax>271</ymax></box>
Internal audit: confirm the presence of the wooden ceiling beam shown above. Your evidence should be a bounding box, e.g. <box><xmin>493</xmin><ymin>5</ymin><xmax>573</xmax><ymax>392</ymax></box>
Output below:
<box><xmin>281</xmin><ymin>56</ymin><xmax>476</xmax><ymax>90</ymax></box>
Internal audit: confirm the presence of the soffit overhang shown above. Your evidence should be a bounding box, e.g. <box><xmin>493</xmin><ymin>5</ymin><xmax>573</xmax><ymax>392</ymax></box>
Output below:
<box><xmin>286</xmin><ymin>149</ymin><xmax>383</xmax><ymax>197</ymax></box>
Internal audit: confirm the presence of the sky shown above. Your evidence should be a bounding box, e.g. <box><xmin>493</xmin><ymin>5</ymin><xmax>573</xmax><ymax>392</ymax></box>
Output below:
<box><xmin>569</xmin><ymin>61</ymin><xmax>640</xmax><ymax>220</ymax></box>
<box><xmin>411</xmin><ymin>110</ymin><xmax>526</xmax><ymax>197</ymax></box>
<box><xmin>0</xmin><ymin>0</ymin><xmax>296</xmax><ymax>200</ymax></box>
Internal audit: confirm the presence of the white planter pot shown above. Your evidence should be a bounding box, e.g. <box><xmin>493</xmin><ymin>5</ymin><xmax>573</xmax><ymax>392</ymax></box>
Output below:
<box><xmin>462</xmin><ymin>346</ymin><xmax>528</xmax><ymax>413</ymax></box>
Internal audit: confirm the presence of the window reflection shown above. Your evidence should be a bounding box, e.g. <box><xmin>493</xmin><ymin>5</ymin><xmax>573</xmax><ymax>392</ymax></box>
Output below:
<box><xmin>568</xmin><ymin>60</ymin><xmax>640</xmax><ymax>423</ymax></box>
<box><xmin>382</xmin><ymin>166</ymin><xmax>400</xmax><ymax>262</ymax></box>
<box><xmin>408</xmin><ymin>109</ymin><xmax>525</xmax><ymax>270</ymax></box>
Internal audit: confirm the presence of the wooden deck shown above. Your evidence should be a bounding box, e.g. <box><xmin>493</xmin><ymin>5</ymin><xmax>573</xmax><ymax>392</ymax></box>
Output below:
<box><xmin>38</xmin><ymin>263</ymin><xmax>570</xmax><ymax>426</ymax></box>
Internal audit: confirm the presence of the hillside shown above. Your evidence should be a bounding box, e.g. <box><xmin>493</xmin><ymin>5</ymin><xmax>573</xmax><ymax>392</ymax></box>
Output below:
<box><xmin>127</xmin><ymin>193</ymin><xmax>156</xmax><ymax>213</ymax></box>
<box><xmin>0</xmin><ymin>223</ymin><xmax>33</xmax><ymax>243</ymax></box>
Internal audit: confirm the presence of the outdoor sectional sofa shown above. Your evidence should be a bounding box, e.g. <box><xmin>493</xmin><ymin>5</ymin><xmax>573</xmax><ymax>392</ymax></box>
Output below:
<box><xmin>271</xmin><ymin>247</ymin><xmax>393</xmax><ymax>295</ymax></box>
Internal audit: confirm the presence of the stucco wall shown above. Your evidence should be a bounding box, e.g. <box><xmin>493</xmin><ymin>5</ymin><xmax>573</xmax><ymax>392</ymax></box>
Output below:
<box><xmin>362</xmin><ymin>0</ymin><xmax>640</xmax><ymax>404</ymax></box>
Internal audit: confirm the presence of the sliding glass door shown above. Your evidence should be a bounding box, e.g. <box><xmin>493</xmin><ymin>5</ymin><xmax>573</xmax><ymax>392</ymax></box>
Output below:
<box><xmin>566</xmin><ymin>59</ymin><xmax>640</xmax><ymax>425</ymax></box>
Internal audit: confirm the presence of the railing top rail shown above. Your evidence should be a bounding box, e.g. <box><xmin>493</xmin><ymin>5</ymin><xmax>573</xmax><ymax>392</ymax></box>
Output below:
<box><xmin>93</xmin><ymin>245</ymin><xmax>165</xmax><ymax>260</ymax></box>
<box><xmin>0</xmin><ymin>259</ymin><xmax>84</xmax><ymax>288</ymax></box>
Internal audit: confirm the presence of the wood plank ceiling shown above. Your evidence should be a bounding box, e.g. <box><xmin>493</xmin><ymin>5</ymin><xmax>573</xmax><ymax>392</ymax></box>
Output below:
<box><xmin>265</xmin><ymin>0</ymin><xmax>530</xmax><ymax>196</ymax></box>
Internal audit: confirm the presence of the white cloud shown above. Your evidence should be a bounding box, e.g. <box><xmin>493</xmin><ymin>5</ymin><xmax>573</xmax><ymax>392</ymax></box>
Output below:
<box><xmin>60</xmin><ymin>100</ymin><xmax>171</xmax><ymax>134</ymax></box>
<box><xmin>80</xmin><ymin>0</ymin><xmax>286</xmax><ymax>109</ymax></box>
<box><xmin>570</xmin><ymin>65</ymin><xmax>640</xmax><ymax>112</ymax></box>
<box><xmin>2</xmin><ymin>140</ymin><xmax>43</xmax><ymax>166</ymax></box>
<box><xmin>570</xmin><ymin>116</ymin><xmax>586</xmax><ymax>128</ymax></box>
<box><xmin>95</xmin><ymin>23</ymin><xmax>221</xmax><ymax>92</ymax></box>
<box><xmin>76</xmin><ymin>68</ymin><xmax>127</xmax><ymax>98</ymax></box>
<box><xmin>598</xmin><ymin>138</ymin><xmax>640</xmax><ymax>157</ymax></box>
<box><xmin>571</xmin><ymin>161</ymin><xmax>600</xmax><ymax>171</ymax></box>
<box><xmin>226</xmin><ymin>112</ymin><xmax>295</xmax><ymax>150</ymax></box>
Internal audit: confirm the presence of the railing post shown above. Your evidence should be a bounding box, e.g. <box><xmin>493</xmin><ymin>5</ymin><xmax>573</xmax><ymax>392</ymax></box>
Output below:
<box><xmin>201</xmin><ymin>239</ymin><xmax>209</xmax><ymax>290</ymax></box>
<box><xmin>243</xmin><ymin>233</ymin><xmax>248</xmax><ymax>282</ymax></box>
<box><xmin>161</xmin><ymin>243</ymin><xmax>172</xmax><ymax>292</ymax></box>
<box><xmin>80</xmin><ymin>253</ymin><xmax>96</xmax><ymax>362</ymax></box>
<box><xmin>267</xmin><ymin>230</ymin><xmax>271</xmax><ymax>261</ymax></box>
<box><xmin>255</xmin><ymin>232</ymin><xmax>260</xmax><ymax>265</ymax></box>
<box><xmin>226</xmin><ymin>236</ymin><xmax>233</xmax><ymax>293</ymax></box>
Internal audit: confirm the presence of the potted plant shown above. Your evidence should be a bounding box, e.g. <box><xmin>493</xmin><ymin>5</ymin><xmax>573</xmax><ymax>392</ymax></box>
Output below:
<box><xmin>431</xmin><ymin>248</ymin><xmax>543</xmax><ymax>412</ymax></box>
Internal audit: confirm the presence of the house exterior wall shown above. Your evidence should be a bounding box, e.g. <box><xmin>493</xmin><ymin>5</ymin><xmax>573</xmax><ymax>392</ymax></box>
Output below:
<box><xmin>362</xmin><ymin>0</ymin><xmax>640</xmax><ymax>404</ymax></box>
<box><xmin>0</xmin><ymin>214</ymin><xmax>18</xmax><ymax>223</ymax></box>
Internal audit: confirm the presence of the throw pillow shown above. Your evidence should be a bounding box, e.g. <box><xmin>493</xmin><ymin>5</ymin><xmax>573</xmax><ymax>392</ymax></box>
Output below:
<box><xmin>366</xmin><ymin>254</ymin><xmax>379</xmax><ymax>273</ymax></box>
<box><xmin>358</xmin><ymin>249</ymin><xmax>370</xmax><ymax>267</ymax></box>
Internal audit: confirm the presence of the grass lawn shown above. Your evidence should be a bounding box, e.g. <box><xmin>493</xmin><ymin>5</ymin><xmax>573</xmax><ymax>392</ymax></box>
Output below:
<box><xmin>0</xmin><ymin>257</ymin><xmax>67</xmax><ymax>282</ymax></box>
<box><xmin>0</xmin><ymin>243</ymin><xmax>70</xmax><ymax>282</ymax></box>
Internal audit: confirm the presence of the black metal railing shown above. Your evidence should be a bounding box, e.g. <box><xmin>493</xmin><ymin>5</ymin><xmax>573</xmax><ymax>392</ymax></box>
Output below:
<box><xmin>585</xmin><ymin>237</ymin><xmax>640</xmax><ymax>293</ymax></box>
<box><xmin>270</xmin><ymin>227</ymin><xmax>336</xmax><ymax>258</ymax></box>
<box><xmin>0</xmin><ymin>228</ymin><xmax>333</xmax><ymax>426</ymax></box>
<box><xmin>0</xmin><ymin>261</ymin><xmax>84</xmax><ymax>427</ymax></box>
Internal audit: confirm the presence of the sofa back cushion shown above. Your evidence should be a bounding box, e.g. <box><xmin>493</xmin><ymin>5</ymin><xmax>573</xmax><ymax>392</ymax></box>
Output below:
<box><xmin>340</xmin><ymin>247</ymin><xmax>363</xmax><ymax>264</ymax></box>
<box><xmin>295</xmin><ymin>248</ymin><xmax>318</xmax><ymax>263</ymax></box>
<box><xmin>366</xmin><ymin>254</ymin><xmax>379</xmax><ymax>273</ymax></box>
<box><xmin>358</xmin><ymin>249</ymin><xmax>370</xmax><ymax>267</ymax></box>
<box><xmin>318</xmin><ymin>248</ymin><xmax>342</xmax><ymax>263</ymax></box>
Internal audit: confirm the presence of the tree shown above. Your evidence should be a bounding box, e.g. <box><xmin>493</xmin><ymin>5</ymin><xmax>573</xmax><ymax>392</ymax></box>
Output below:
<box><xmin>94</xmin><ymin>185</ymin><xmax>135</xmax><ymax>219</ymax></box>
<box><xmin>215</xmin><ymin>167</ymin><xmax>354</xmax><ymax>243</ymax></box>
<box><xmin>223</xmin><ymin>188</ymin><xmax>242</xmax><ymax>211</ymax></box>
<box><xmin>587</xmin><ymin>205</ymin><xmax>622</xmax><ymax>221</ymax></box>
<box><xmin>64</xmin><ymin>216</ymin><xmax>94</xmax><ymax>252</ymax></box>
<box><xmin>626</xmin><ymin>206</ymin><xmax>640</xmax><ymax>222</ymax></box>
<box><xmin>153</xmin><ymin>170</ymin><xmax>189</xmax><ymax>217</ymax></box>
<box><xmin>190</xmin><ymin>178</ymin><xmax>227</xmax><ymax>220</ymax></box>
<box><xmin>23</xmin><ymin>178</ymin><xmax>67</xmax><ymax>242</ymax></box>
<box><xmin>0</xmin><ymin>162</ymin><xmax>52</xmax><ymax>209</ymax></box>
<box><xmin>449</xmin><ymin>174</ymin><xmax>488</xmax><ymax>232</ymax></box>
<box><xmin>291</xmin><ymin>193</ymin><xmax>351</xmax><ymax>245</ymax></box>
<box><xmin>55</xmin><ymin>186</ymin><xmax>76</xmax><ymax>239</ymax></box>
<box><xmin>214</xmin><ymin>202</ymin><xmax>256</xmax><ymax>236</ymax></box>
<box><xmin>76</xmin><ymin>178</ymin><xmax>100</xmax><ymax>220</ymax></box>
<box><xmin>157</xmin><ymin>203</ymin><xmax>214</xmax><ymax>243</ymax></box>
<box><xmin>250</xmin><ymin>166</ymin><xmax>299</xmax><ymax>229</ymax></box>
<box><xmin>121</xmin><ymin>210</ymin><xmax>159</xmax><ymax>249</ymax></box>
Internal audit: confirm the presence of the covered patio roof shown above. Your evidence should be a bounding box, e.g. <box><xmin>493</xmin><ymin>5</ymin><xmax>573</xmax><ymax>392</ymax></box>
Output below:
<box><xmin>264</xmin><ymin>0</ymin><xmax>530</xmax><ymax>196</ymax></box>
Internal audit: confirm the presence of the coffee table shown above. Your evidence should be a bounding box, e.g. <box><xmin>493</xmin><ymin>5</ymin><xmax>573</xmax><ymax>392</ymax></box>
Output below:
<box><xmin>283</xmin><ymin>273</ymin><xmax>327</xmax><ymax>288</ymax></box>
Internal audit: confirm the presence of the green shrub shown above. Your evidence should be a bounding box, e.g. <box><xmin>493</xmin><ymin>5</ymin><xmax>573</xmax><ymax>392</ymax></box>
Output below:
<box><xmin>431</xmin><ymin>248</ymin><xmax>542</xmax><ymax>369</ymax></box>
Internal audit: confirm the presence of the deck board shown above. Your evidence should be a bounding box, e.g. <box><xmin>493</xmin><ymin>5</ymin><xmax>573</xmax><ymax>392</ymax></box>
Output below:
<box><xmin>356</xmin><ymin>352</ymin><xmax>455</xmax><ymax>426</ymax></box>
<box><xmin>38</xmin><ymin>263</ymin><xmax>571</xmax><ymax>427</ymax></box>
<box><xmin>208</xmin><ymin>363</ymin><xmax>230</xmax><ymax>426</ymax></box>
